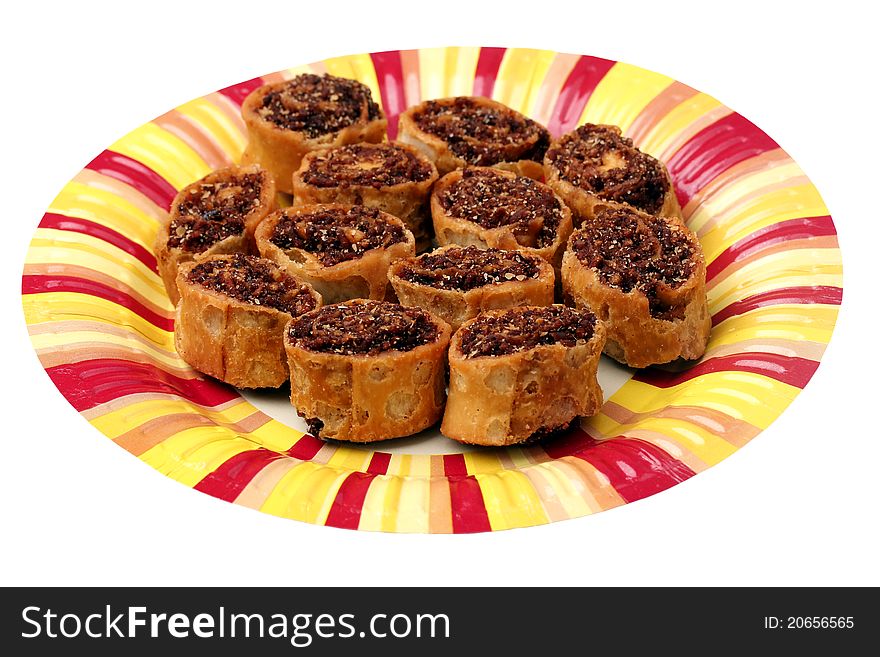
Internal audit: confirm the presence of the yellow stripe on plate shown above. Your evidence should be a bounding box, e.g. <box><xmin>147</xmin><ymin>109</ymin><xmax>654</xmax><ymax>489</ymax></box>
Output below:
<box><xmin>140</xmin><ymin>428</ymin><xmax>255</xmax><ymax>488</ymax></box>
<box><xmin>709</xmin><ymin>305</ymin><xmax>839</xmax><ymax>348</ymax></box>
<box><xmin>23</xmin><ymin>292</ymin><xmax>173</xmax><ymax>347</ymax></box>
<box><xmin>31</xmin><ymin>331</ymin><xmax>181</xmax><ymax>369</ymax></box>
<box><xmin>326</xmin><ymin>446</ymin><xmax>373</xmax><ymax>473</ymax></box>
<box><xmin>525</xmin><ymin>462</ymin><xmax>593</xmax><ymax>519</ymax></box>
<box><xmin>49</xmin><ymin>182</ymin><xmax>163</xmax><ymax>249</ymax></box>
<box><xmin>90</xmin><ymin>398</ymin><xmax>254</xmax><ymax>439</ymax></box>
<box><xmin>493</xmin><ymin>48</ymin><xmax>556</xmax><ymax>115</ymax></box>
<box><xmin>477</xmin><ymin>470</ymin><xmax>549</xmax><ymax>531</ymax></box>
<box><xmin>358</xmin><ymin>474</ymin><xmax>403</xmax><ymax>532</ymax></box>
<box><xmin>246</xmin><ymin>418</ymin><xmax>305</xmax><ymax>453</ymax></box>
<box><xmin>463</xmin><ymin>451</ymin><xmax>505</xmax><ymax>474</ymax></box>
<box><xmin>175</xmin><ymin>97</ymin><xmax>248</xmax><ymax>160</ymax></box>
<box><xmin>589</xmin><ymin>414</ymin><xmax>737</xmax><ymax>466</ymax></box>
<box><xmin>579</xmin><ymin>61</ymin><xmax>673</xmax><ymax>132</ymax></box>
<box><xmin>611</xmin><ymin>374</ymin><xmax>801</xmax><ymax>428</ymax></box>
<box><xmin>322</xmin><ymin>53</ymin><xmax>382</xmax><ymax>111</ymax></box>
<box><xmin>638</xmin><ymin>93</ymin><xmax>723</xmax><ymax>159</ymax></box>
<box><xmin>111</xmin><ymin>123</ymin><xmax>211</xmax><ymax>190</ymax></box>
<box><xmin>259</xmin><ymin>461</ymin><xmax>349</xmax><ymax>525</ymax></box>
<box><xmin>699</xmin><ymin>184</ymin><xmax>829</xmax><ymax>261</ymax></box>
<box><xmin>392</xmin><ymin>477</ymin><xmax>431</xmax><ymax>533</ymax></box>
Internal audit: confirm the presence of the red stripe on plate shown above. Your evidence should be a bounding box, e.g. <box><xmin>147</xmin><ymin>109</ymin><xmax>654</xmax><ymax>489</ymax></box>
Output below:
<box><xmin>370</xmin><ymin>51</ymin><xmax>406</xmax><ymax>139</ymax></box>
<box><xmin>193</xmin><ymin>448</ymin><xmax>278</xmax><ymax>502</ymax></box>
<box><xmin>713</xmin><ymin>286</ymin><xmax>843</xmax><ymax>326</ymax></box>
<box><xmin>570</xmin><ymin>434</ymin><xmax>695</xmax><ymax>503</ymax></box>
<box><xmin>38</xmin><ymin>212</ymin><xmax>158</xmax><ymax>273</ymax></box>
<box><xmin>634</xmin><ymin>352</ymin><xmax>820</xmax><ymax>389</ymax></box>
<box><xmin>666</xmin><ymin>113</ymin><xmax>779</xmax><ymax>208</ymax></box>
<box><xmin>216</xmin><ymin>77</ymin><xmax>265</xmax><ymax>107</ymax></box>
<box><xmin>286</xmin><ymin>434</ymin><xmax>324</xmax><ymax>460</ymax></box>
<box><xmin>448</xmin><ymin>475</ymin><xmax>492</xmax><ymax>533</ymax></box>
<box><xmin>472</xmin><ymin>47</ymin><xmax>506</xmax><ymax>97</ymax></box>
<box><xmin>367</xmin><ymin>451</ymin><xmax>391</xmax><ymax>475</ymax></box>
<box><xmin>45</xmin><ymin>359</ymin><xmax>238</xmax><ymax>412</ymax></box>
<box><xmin>85</xmin><ymin>150</ymin><xmax>178</xmax><ymax>211</ymax></box>
<box><xmin>546</xmin><ymin>55</ymin><xmax>616</xmax><ymax>137</ymax></box>
<box><xmin>443</xmin><ymin>454</ymin><xmax>468</xmax><ymax>476</ymax></box>
<box><xmin>324</xmin><ymin>472</ymin><xmax>378</xmax><ymax>530</ymax></box>
<box><xmin>707</xmin><ymin>216</ymin><xmax>837</xmax><ymax>281</ymax></box>
<box><xmin>22</xmin><ymin>275</ymin><xmax>172</xmax><ymax>332</ymax></box>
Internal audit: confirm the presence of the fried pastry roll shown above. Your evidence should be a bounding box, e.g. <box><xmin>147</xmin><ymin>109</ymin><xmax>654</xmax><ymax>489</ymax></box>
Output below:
<box><xmin>241</xmin><ymin>74</ymin><xmax>386</xmax><ymax>194</ymax></box>
<box><xmin>292</xmin><ymin>142</ymin><xmax>438</xmax><ymax>251</ymax></box>
<box><xmin>561</xmin><ymin>205</ymin><xmax>710</xmax><ymax>368</ymax></box>
<box><xmin>255</xmin><ymin>204</ymin><xmax>414</xmax><ymax>303</ymax></box>
<box><xmin>388</xmin><ymin>245</ymin><xmax>554</xmax><ymax>332</ymax></box>
<box><xmin>155</xmin><ymin>165</ymin><xmax>276</xmax><ymax>304</ymax></box>
<box><xmin>431</xmin><ymin>167</ymin><xmax>572</xmax><ymax>271</ymax></box>
<box><xmin>442</xmin><ymin>305</ymin><xmax>605</xmax><ymax>446</ymax></box>
<box><xmin>174</xmin><ymin>254</ymin><xmax>321</xmax><ymax>388</ymax></box>
<box><xmin>285</xmin><ymin>300</ymin><xmax>451</xmax><ymax>443</ymax></box>
<box><xmin>397</xmin><ymin>96</ymin><xmax>549</xmax><ymax>177</ymax></box>
<box><xmin>544</xmin><ymin>123</ymin><xmax>681</xmax><ymax>225</ymax></box>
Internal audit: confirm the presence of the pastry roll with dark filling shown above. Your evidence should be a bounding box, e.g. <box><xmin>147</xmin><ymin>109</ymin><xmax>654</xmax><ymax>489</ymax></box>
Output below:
<box><xmin>155</xmin><ymin>165</ymin><xmax>276</xmax><ymax>305</ymax></box>
<box><xmin>544</xmin><ymin>124</ymin><xmax>681</xmax><ymax>225</ymax></box>
<box><xmin>175</xmin><ymin>254</ymin><xmax>321</xmax><ymax>388</ymax></box>
<box><xmin>442</xmin><ymin>305</ymin><xmax>605</xmax><ymax>446</ymax></box>
<box><xmin>397</xmin><ymin>96</ymin><xmax>550</xmax><ymax>178</ymax></box>
<box><xmin>254</xmin><ymin>204</ymin><xmax>415</xmax><ymax>303</ymax></box>
<box><xmin>285</xmin><ymin>300</ymin><xmax>451</xmax><ymax>443</ymax></box>
<box><xmin>241</xmin><ymin>74</ymin><xmax>386</xmax><ymax>194</ymax></box>
<box><xmin>431</xmin><ymin>167</ymin><xmax>572</xmax><ymax>271</ymax></box>
<box><xmin>292</xmin><ymin>142</ymin><xmax>438</xmax><ymax>252</ymax></box>
<box><xmin>388</xmin><ymin>245</ymin><xmax>554</xmax><ymax>332</ymax></box>
<box><xmin>562</xmin><ymin>205</ymin><xmax>710</xmax><ymax>368</ymax></box>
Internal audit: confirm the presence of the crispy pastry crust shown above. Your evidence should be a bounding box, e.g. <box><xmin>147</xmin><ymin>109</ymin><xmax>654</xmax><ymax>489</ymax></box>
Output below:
<box><xmin>430</xmin><ymin>167</ymin><xmax>573</xmax><ymax>271</ymax></box>
<box><xmin>174</xmin><ymin>255</ymin><xmax>321</xmax><ymax>389</ymax></box>
<box><xmin>285</xmin><ymin>300</ymin><xmax>451</xmax><ymax>442</ymax></box>
<box><xmin>388</xmin><ymin>246</ymin><xmax>555</xmax><ymax>332</ymax></box>
<box><xmin>254</xmin><ymin>204</ymin><xmax>415</xmax><ymax>303</ymax></box>
<box><xmin>292</xmin><ymin>142</ymin><xmax>438</xmax><ymax>252</ymax></box>
<box><xmin>397</xmin><ymin>96</ymin><xmax>549</xmax><ymax>176</ymax></box>
<box><xmin>544</xmin><ymin>124</ymin><xmax>681</xmax><ymax>225</ymax></box>
<box><xmin>155</xmin><ymin>165</ymin><xmax>276</xmax><ymax>305</ymax></box>
<box><xmin>442</xmin><ymin>306</ymin><xmax>605</xmax><ymax>446</ymax></box>
<box><xmin>561</xmin><ymin>208</ymin><xmax>711</xmax><ymax>368</ymax></box>
<box><xmin>241</xmin><ymin>76</ymin><xmax>387</xmax><ymax>194</ymax></box>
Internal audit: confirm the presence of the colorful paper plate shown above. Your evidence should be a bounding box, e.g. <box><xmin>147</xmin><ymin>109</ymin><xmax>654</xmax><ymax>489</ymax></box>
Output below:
<box><xmin>22</xmin><ymin>47</ymin><xmax>842</xmax><ymax>533</ymax></box>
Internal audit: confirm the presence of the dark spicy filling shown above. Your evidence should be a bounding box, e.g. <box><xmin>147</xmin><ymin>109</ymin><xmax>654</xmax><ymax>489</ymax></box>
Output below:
<box><xmin>186</xmin><ymin>254</ymin><xmax>317</xmax><ymax>315</ymax></box>
<box><xmin>257</xmin><ymin>73</ymin><xmax>382</xmax><ymax>138</ymax></box>
<box><xmin>300</xmin><ymin>143</ymin><xmax>433</xmax><ymax>188</ymax></box>
<box><xmin>270</xmin><ymin>206</ymin><xmax>406</xmax><ymax>267</ymax></box>
<box><xmin>458</xmin><ymin>306</ymin><xmax>597</xmax><ymax>358</ymax></box>
<box><xmin>289</xmin><ymin>300</ymin><xmax>440</xmax><ymax>356</ymax></box>
<box><xmin>439</xmin><ymin>168</ymin><xmax>563</xmax><ymax>248</ymax></box>
<box><xmin>168</xmin><ymin>172</ymin><xmax>263</xmax><ymax>252</ymax></box>
<box><xmin>395</xmin><ymin>246</ymin><xmax>542</xmax><ymax>291</ymax></box>
<box><xmin>546</xmin><ymin>124</ymin><xmax>669</xmax><ymax>215</ymax></box>
<box><xmin>570</xmin><ymin>207</ymin><xmax>697</xmax><ymax>320</ymax></box>
<box><xmin>413</xmin><ymin>97</ymin><xmax>549</xmax><ymax>166</ymax></box>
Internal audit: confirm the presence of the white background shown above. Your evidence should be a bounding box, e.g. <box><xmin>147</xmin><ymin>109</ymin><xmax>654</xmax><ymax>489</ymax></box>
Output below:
<box><xmin>2</xmin><ymin>0</ymin><xmax>877</xmax><ymax>587</ymax></box>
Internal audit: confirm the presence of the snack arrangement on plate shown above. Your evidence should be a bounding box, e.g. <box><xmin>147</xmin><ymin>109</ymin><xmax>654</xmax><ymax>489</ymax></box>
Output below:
<box><xmin>161</xmin><ymin>73</ymin><xmax>711</xmax><ymax>446</ymax></box>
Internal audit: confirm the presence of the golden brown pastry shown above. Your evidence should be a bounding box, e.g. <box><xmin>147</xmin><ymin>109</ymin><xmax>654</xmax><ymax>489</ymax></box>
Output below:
<box><xmin>175</xmin><ymin>254</ymin><xmax>321</xmax><ymax>388</ymax></box>
<box><xmin>431</xmin><ymin>167</ymin><xmax>573</xmax><ymax>271</ymax></box>
<box><xmin>561</xmin><ymin>205</ymin><xmax>710</xmax><ymax>368</ymax></box>
<box><xmin>544</xmin><ymin>123</ymin><xmax>681</xmax><ymax>225</ymax></box>
<box><xmin>388</xmin><ymin>245</ymin><xmax>554</xmax><ymax>332</ymax></box>
<box><xmin>285</xmin><ymin>299</ymin><xmax>451</xmax><ymax>443</ymax></box>
<box><xmin>155</xmin><ymin>165</ymin><xmax>276</xmax><ymax>305</ymax></box>
<box><xmin>442</xmin><ymin>305</ymin><xmax>605</xmax><ymax>446</ymax></box>
<box><xmin>254</xmin><ymin>204</ymin><xmax>415</xmax><ymax>303</ymax></box>
<box><xmin>241</xmin><ymin>74</ymin><xmax>386</xmax><ymax>194</ymax></box>
<box><xmin>397</xmin><ymin>96</ymin><xmax>550</xmax><ymax>177</ymax></box>
<box><xmin>292</xmin><ymin>142</ymin><xmax>438</xmax><ymax>252</ymax></box>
